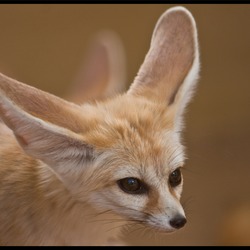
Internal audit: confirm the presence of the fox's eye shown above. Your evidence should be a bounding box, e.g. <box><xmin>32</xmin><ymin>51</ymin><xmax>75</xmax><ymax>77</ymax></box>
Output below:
<box><xmin>169</xmin><ymin>168</ymin><xmax>182</xmax><ymax>187</ymax></box>
<box><xmin>117</xmin><ymin>177</ymin><xmax>147</xmax><ymax>194</ymax></box>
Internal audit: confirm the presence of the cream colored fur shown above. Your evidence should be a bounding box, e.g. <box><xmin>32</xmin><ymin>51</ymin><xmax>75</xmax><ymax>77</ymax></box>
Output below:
<box><xmin>0</xmin><ymin>7</ymin><xmax>200</xmax><ymax>246</ymax></box>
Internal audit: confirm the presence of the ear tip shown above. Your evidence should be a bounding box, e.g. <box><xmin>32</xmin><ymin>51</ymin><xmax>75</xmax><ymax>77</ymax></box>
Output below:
<box><xmin>92</xmin><ymin>29</ymin><xmax>127</xmax><ymax>91</ymax></box>
<box><xmin>160</xmin><ymin>6</ymin><xmax>197</xmax><ymax>27</ymax></box>
<box><xmin>152</xmin><ymin>6</ymin><xmax>198</xmax><ymax>47</ymax></box>
<box><xmin>92</xmin><ymin>30</ymin><xmax>123</xmax><ymax>52</ymax></box>
<box><xmin>89</xmin><ymin>29</ymin><xmax>125</xmax><ymax>68</ymax></box>
<box><xmin>166</xmin><ymin>6</ymin><xmax>194</xmax><ymax>17</ymax></box>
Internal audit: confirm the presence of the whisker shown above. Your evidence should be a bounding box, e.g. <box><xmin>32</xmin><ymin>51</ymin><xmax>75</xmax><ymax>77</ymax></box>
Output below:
<box><xmin>182</xmin><ymin>166</ymin><xmax>202</xmax><ymax>176</ymax></box>
<box><xmin>85</xmin><ymin>209</ymin><xmax>113</xmax><ymax>218</ymax></box>
<box><xmin>126</xmin><ymin>224</ymin><xmax>145</xmax><ymax>236</ymax></box>
<box><xmin>88</xmin><ymin>218</ymin><xmax>139</xmax><ymax>224</ymax></box>
<box><xmin>106</xmin><ymin>221</ymin><xmax>140</xmax><ymax>233</ymax></box>
<box><xmin>182</xmin><ymin>195</ymin><xmax>195</xmax><ymax>216</ymax></box>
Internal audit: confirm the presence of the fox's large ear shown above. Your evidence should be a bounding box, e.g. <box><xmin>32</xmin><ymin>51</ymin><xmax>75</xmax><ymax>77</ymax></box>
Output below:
<box><xmin>68</xmin><ymin>30</ymin><xmax>126</xmax><ymax>104</ymax></box>
<box><xmin>127</xmin><ymin>7</ymin><xmax>200</xmax><ymax>130</ymax></box>
<box><xmin>0</xmin><ymin>73</ymin><xmax>93</xmax><ymax>177</ymax></box>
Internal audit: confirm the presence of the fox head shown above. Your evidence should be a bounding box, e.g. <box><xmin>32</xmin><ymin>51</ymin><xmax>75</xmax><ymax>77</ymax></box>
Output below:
<box><xmin>0</xmin><ymin>7</ymin><xmax>199</xmax><ymax>233</ymax></box>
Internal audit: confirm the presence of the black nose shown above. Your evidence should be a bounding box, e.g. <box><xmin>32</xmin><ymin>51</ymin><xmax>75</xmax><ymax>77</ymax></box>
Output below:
<box><xmin>169</xmin><ymin>215</ymin><xmax>187</xmax><ymax>229</ymax></box>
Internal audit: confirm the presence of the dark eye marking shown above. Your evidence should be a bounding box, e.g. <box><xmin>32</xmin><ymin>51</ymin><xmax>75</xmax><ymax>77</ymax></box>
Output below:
<box><xmin>117</xmin><ymin>177</ymin><xmax>148</xmax><ymax>195</ymax></box>
<box><xmin>169</xmin><ymin>168</ymin><xmax>182</xmax><ymax>187</ymax></box>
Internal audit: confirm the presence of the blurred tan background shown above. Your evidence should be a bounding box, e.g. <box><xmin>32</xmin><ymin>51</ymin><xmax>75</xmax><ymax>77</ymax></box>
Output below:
<box><xmin>0</xmin><ymin>4</ymin><xmax>249</xmax><ymax>246</ymax></box>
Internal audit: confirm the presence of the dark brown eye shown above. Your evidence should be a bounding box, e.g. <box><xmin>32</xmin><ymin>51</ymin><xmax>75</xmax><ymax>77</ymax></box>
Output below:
<box><xmin>169</xmin><ymin>168</ymin><xmax>182</xmax><ymax>187</ymax></box>
<box><xmin>117</xmin><ymin>177</ymin><xmax>147</xmax><ymax>195</ymax></box>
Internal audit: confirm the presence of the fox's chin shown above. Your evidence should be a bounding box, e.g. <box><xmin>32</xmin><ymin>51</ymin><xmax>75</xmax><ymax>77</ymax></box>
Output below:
<box><xmin>156</xmin><ymin>228</ymin><xmax>177</xmax><ymax>234</ymax></box>
<box><xmin>149</xmin><ymin>226</ymin><xmax>177</xmax><ymax>234</ymax></box>
<box><xmin>137</xmin><ymin>222</ymin><xmax>178</xmax><ymax>234</ymax></box>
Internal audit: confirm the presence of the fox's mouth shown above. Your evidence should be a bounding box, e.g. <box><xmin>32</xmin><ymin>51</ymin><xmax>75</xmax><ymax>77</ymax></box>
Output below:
<box><xmin>125</xmin><ymin>219</ymin><xmax>178</xmax><ymax>234</ymax></box>
<box><xmin>122</xmin><ymin>218</ymin><xmax>176</xmax><ymax>235</ymax></box>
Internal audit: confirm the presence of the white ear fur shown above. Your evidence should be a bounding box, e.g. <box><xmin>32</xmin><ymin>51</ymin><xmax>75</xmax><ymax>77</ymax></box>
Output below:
<box><xmin>0</xmin><ymin>73</ymin><xmax>93</xmax><ymax>177</ymax></box>
<box><xmin>69</xmin><ymin>30</ymin><xmax>126</xmax><ymax>104</ymax></box>
<box><xmin>128</xmin><ymin>6</ymin><xmax>200</xmax><ymax>130</ymax></box>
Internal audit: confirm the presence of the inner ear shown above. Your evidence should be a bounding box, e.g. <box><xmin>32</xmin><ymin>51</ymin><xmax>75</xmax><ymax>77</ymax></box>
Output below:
<box><xmin>127</xmin><ymin>7</ymin><xmax>199</xmax><ymax>107</ymax></box>
<box><xmin>0</xmin><ymin>73</ymin><xmax>87</xmax><ymax>133</ymax></box>
<box><xmin>0</xmin><ymin>72</ymin><xmax>99</xmax><ymax>177</ymax></box>
<box><xmin>168</xmin><ymin>85</ymin><xmax>180</xmax><ymax>106</ymax></box>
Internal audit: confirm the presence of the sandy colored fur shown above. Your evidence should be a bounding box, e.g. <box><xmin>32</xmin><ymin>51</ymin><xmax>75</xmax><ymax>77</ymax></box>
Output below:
<box><xmin>0</xmin><ymin>130</ymin><xmax>123</xmax><ymax>246</ymax></box>
<box><xmin>0</xmin><ymin>7</ymin><xmax>200</xmax><ymax>245</ymax></box>
<box><xmin>0</xmin><ymin>94</ymin><xmax>183</xmax><ymax>245</ymax></box>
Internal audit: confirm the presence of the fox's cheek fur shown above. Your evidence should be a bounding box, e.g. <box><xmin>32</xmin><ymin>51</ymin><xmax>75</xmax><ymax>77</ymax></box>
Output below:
<box><xmin>89</xmin><ymin>174</ymin><xmax>185</xmax><ymax>233</ymax></box>
<box><xmin>82</xmin><ymin>130</ymin><xmax>185</xmax><ymax>233</ymax></box>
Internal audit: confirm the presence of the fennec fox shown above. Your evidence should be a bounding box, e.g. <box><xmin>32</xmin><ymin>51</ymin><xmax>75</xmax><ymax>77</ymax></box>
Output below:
<box><xmin>0</xmin><ymin>6</ymin><xmax>200</xmax><ymax>246</ymax></box>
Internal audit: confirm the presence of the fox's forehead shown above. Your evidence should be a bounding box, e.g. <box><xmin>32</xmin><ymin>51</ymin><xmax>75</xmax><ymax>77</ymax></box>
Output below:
<box><xmin>111</xmin><ymin>130</ymin><xmax>185</xmax><ymax>179</ymax></box>
<box><xmin>82</xmin><ymin>95</ymin><xmax>185</xmax><ymax>175</ymax></box>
